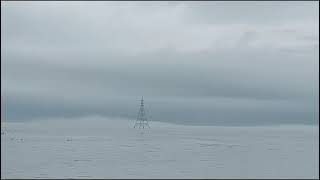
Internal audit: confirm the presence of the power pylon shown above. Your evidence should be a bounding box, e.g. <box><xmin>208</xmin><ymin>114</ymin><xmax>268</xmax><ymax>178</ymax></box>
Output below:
<box><xmin>134</xmin><ymin>96</ymin><xmax>150</xmax><ymax>129</ymax></box>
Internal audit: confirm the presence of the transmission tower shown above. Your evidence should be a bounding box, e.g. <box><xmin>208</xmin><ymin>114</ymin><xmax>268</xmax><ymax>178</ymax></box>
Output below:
<box><xmin>134</xmin><ymin>96</ymin><xmax>150</xmax><ymax>129</ymax></box>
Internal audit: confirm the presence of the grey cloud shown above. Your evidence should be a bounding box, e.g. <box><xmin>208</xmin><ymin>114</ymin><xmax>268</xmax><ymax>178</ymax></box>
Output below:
<box><xmin>1</xmin><ymin>2</ymin><xmax>318</xmax><ymax>125</ymax></box>
<box><xmin>182</xmin><ymin>1</ymin><xmax>319</xmax><ymax>25</ymax></box>
<box><xmin>2</xmin><ymin>48</ymin><xmax>317</xmax><ymax>100</ymax></box>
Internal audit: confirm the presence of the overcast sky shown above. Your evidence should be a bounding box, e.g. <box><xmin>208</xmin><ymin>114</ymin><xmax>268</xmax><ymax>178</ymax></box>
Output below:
<box><xmin>1</xmin><ymin>1</ymin><xmax>319</xmax><ymax>125</ymax></box>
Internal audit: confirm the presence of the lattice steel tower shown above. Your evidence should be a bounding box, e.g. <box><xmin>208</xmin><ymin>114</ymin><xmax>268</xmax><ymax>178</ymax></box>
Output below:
<box><xmin>134</xmin><ymin>96</ymin><xmax>150</xmax><ymax>129</ymax></box>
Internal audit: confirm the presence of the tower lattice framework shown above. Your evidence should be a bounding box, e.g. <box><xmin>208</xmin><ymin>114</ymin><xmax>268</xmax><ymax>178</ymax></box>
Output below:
<box><xmin>134</xmin><ymin>96</ymin><xmax>150</xmax><ymax>129</ymax></box>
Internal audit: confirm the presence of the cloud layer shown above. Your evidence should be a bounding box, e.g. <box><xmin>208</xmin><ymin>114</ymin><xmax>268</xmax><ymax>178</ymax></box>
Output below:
<box><xmin>1</xmin><ymin>1</ymin><xmax>319</xmax><ymax>125</ymax></box>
